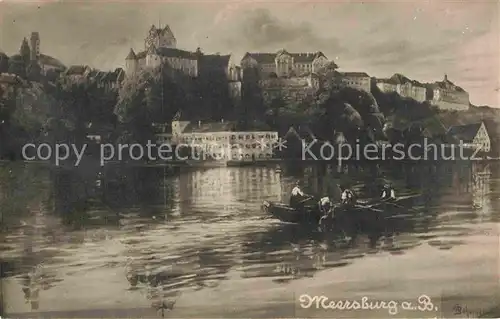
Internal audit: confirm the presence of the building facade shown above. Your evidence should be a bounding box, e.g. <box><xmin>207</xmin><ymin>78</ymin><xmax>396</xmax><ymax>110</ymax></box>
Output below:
<box><xmin>430</xmin><ymin>74</ymin><xmax>470</xmax><ymax>111</ymax></box>
<box><xmin>125</xmin><ymin>24</ymin><xmax>232</xmax><ymax>79</ymax></box>
<box><xmin>447</xmin><ymin>121</ymin><xmax>491</xmax><ymax>153</ymax></box>
<box><xmin>338</xmin><ymin>72</ymin><xmax>371</xmax><ymax>93</ymax></box>
<box><xmin>240</xmin><ymin>50</ymin><xmax>329</xmax><ymax>78</ymax></box>
<box><xmin>376</xmin><ymin>74</ymin><xmax>427</xmax><ymax>102</ymax></box>
<box><xmin>164</xmin><ymin>120</ymin><xmax>279</xmax><ymax>160</ymax></box>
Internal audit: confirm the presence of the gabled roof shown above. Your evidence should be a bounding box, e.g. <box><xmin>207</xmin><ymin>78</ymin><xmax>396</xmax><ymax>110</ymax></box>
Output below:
<box><xmin>99</xmin><ymin>68</ymin><xmax>125</xmax><ymax>82</ymax></box>
<box><xmin>65</xmin><ymin>65</ymin><xmax>89</xmax><ymax>75</ymax></box>
<box><xmin>411</xmin><ymin>116</ymin><xmax>448</xmax><ymax>137</ymax></box>
<box><xmin>341</xmin><ymin>72</ymin><xmax>370</xmax><ymax>77</ymax></box>
<box><xmin>482</xmin><ymin>119</ymin><xmax>499</xmax><ymax>141</ymax></box>
<box><xmin>136</xmin><ymin>47</ymin><xmax>198</xmax><ymax>60</ymax></box>
<box><xmin>242</xmin><ymin>51</ymin><xmax>327</xmax><ymax>64</ymax></box>
<box><xmin>284</xmin><ymin>125</ymin><xmax>316</xmax><ymax>142</ymax></box>
<box><xmin>126</xmin><ymin>48</ymin><xmax>136</xmax><ymax>60</ymax></box>
<box><xmin>242</xmin><ymin>52</ymin><xmax>276</xmax><ymax>64</ymax></box>
<box><xmin>155</xmin><ymin>25</ymin><xmax>175</xmax><ymax>38</ymax></box>
<box><xmin>292</xmin><ymin>52</ymin><xmax>326</xmax><ymax>63</ymax></box>
<box><xmin>182</xmin><ymin>121</ymin><xmax>237</xmax><ymax>133</ymax></box>
<box><xmin>446</xmin><ymin>122</ymin><xmax>483</xmax><ymax>142</ymax></box>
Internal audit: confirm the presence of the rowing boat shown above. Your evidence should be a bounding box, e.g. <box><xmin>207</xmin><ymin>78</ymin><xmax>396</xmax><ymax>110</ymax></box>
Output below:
<box><xmin>262</xmin><ymin>194</ymin><xmax>420</xmax><ymax>226</ymax></box>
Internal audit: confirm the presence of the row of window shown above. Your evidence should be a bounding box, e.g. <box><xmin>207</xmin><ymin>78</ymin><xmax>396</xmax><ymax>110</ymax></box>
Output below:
<box><xmin>182</xmin><ymin>134</ymin><xmax>277</xmax><ymax>142</ymax></box>
<box><xmin>199</xmin><ymin>153</ymin><xmax>273</xmax><ymax>159</ymax></box>
<box><xmin>190</xmin><ymin>143</ymin><xmax>274</xmax><ymax>150</ymax></box>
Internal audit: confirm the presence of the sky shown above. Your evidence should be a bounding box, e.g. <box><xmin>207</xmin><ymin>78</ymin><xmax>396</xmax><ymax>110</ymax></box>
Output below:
<box><xmin>0</xmin><ymin>0</ymin><xmax>499</xmax><ymax>107</ymax></box>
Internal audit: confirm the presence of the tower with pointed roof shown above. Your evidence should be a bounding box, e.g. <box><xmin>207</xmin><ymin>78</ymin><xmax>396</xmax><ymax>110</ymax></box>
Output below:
<box><xmin>125</xmin><ymin>48</ymin><xmax>138</xmax><ymax>75</ymax></box>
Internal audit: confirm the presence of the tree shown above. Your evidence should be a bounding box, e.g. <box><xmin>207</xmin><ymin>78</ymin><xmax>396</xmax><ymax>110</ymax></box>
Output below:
<box><xmin>316</xmin><ymin>61</ymin><xmax>339</xmax><ymax>77</ymax></box>
<box><xmin>0</xmin><ymin>53</ymin><xmax>9</xmax><ymax>73</ymax></box>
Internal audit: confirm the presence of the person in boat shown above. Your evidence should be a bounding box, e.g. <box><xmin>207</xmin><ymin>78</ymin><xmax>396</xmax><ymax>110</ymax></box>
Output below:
<box><xmin>381</xmin><ymin>183</ymin><xmax>396</xmax><ymax>202</ymax></box>
<box><xmin>290</xmin><ymin>181</ymin><xmax>309</xmax><ymax>210</ymax></box>
<box><xmin>339</xmin><ymin>184</ymin><xmax>357</xmax><ymax>207</ymax></box>
<box><xmin>318</xmin><ymin>196</ymin><xmax>332</xmax><ymax>215</ymax></box>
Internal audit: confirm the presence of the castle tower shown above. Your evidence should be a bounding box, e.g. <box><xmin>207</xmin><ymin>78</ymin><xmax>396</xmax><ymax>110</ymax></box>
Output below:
<box><xmin>158</xmin><ymin>25</ymin><xmax>176</xmax><ymax>48</ymax></box>
<box><xmin>145</xmin><ymin>44</ymin><xmax>161</xmax><ymax>68</ymax></box>
<box><xmin>144</xmin><ymin>24</ymin><xmax>176</xmax><ymax>50</ymax></box>
<box><xmin>125</xmin><ymin>48</ymin><xmax>138</xmax><ymax>76</ymax></box>
<box><xmin>30</xmin><ymin>32</ymin><xmax>40</xmax><ymax>61</ymax></box>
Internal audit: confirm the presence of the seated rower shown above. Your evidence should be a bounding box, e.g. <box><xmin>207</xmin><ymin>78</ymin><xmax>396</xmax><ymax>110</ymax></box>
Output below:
<box><xmin>290</xmin><ymin>181</ymin><xmax>308</xmax><ymax>210</ymax></box>
<box><xmin>339</xmin><ymin>184</ymin><xmax>357</xmax><ymax>207</ymax></box>
<box><xmin>381</xmin><ymin>184</ymin><xmax>396</xmax><ymax>202</ymax></box>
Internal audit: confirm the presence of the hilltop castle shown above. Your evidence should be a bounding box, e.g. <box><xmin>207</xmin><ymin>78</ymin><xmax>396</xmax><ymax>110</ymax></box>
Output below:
<box><xmin>26</xmin><ymin>32</ymin><xmax>66</xmax><ymax>74</ymax></box>
<box><xmin>125</xmin><ymin>24</ymin><xmax>240</xmax><ymax>81</ymax></box>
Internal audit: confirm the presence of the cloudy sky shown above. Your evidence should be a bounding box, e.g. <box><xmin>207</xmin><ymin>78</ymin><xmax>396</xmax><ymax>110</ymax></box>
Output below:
<box><xmin>0</xmin><ymin>0</ymin><xmax>499</xmax><ymax>106</ymax></box>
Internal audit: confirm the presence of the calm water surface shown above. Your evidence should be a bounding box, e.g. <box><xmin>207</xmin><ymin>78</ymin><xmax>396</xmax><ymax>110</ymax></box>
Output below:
<box><xmin>1</xmin><ymin>162</ymin><xmax>499</xmax><ymax>318</ymax></box>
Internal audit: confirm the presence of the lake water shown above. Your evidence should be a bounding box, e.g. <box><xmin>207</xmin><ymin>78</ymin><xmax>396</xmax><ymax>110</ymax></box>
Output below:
<box><xmin>1</xmin><ymin>162</ymin><xmax>499</xmax><ymax>318</ymax></box>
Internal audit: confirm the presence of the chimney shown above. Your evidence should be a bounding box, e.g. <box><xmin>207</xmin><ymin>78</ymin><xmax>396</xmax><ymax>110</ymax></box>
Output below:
<box><xmin>221</xmin><ymin>119</ymin><xmax>224</xmax><ymax>123</ymax></box>
<box><xmin>444</xmin><ymin>74</ymin><xmax>448</xmax><ymax>81</ymax></box>
<box><xmin>198</xmin><ymin>120</ymin><xmax>201</xmax><ymax>127</ymax></box>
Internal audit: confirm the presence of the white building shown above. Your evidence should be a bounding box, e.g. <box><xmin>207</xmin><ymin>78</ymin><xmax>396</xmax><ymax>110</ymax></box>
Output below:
<box><xmin>161</xmin><ymin>119</ymin><xmax>279</xmax><ymax>161</ymax></box>
<box><xmin>430</xmin><ymin>74</ymin><xmax>470</xmax><ymax>111</ymax></box>
<box><xmin>241</xmin><ymin>50</ymin><xmax>329</xmax><ymax>78</ymax></box>
<box><xmin>376</xmin><ymin>74</ymin><xmax>427</xmax><ymax>102</ymax></box>
<box><xmin>339</xmin><ymin>72</ymin><xmax>371</xmax><ymax>93</ymax></box>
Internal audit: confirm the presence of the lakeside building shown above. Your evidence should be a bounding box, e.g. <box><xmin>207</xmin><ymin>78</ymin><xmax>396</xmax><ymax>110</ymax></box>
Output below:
<box><xmin>157</xmin><ymin>119</ymin><xmax>279</xmax><ymax>161</ymax></box>
<box><xmin>446</xmin><ymin>121</ymin><xmax>491</xmax><ymax>153</ymax></box>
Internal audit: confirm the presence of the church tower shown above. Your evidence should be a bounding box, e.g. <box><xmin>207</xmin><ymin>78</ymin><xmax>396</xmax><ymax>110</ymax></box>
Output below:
<box><xmin>30</xmin><ymin>32</ymin><xmax>40</xmax><ymax>61</ymax></box>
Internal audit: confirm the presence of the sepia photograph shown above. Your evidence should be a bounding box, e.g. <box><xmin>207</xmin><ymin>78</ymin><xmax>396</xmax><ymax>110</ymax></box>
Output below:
<box><xmin>0</xmin><ymin>0</ymin><xmax>499</xmax><ymax>318</ymax></box>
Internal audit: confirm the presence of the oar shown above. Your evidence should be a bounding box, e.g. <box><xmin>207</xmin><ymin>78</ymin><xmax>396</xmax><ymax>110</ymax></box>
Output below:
<box><xmin>299</xmin><ymin>195</ymin><xmax>315</xmax><ymax>204</ymax></box>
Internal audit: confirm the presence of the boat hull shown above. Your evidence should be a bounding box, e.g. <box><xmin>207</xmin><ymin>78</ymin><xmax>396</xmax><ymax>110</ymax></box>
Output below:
<box><xmin>263</xmin><ymin>197</ymin><xmax>417</xmax><ymax>230</ymax></box>
<box><xmin>262</xmin><ymin>201</ymin><xmax>322</xmax><ymax>224</ymax></box>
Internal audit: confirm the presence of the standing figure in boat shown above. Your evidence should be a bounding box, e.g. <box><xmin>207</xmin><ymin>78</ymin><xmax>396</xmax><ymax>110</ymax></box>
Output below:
<box><xmin>339</xmin><ymin>184</ymin><xmax>357</xmax><ymax>207</ymax></box>
<box><xmin>318</xmin><ymin>196</ymin><xmax>335</xmax><ymax>231</ymax></box>
<box><xmin>381</xmin><ymin>184</ymin><xmax>396</xmax><ymax>202</ymax></box>
<box><xmin>290</xmin><ymin>181</ymin><xmax>308</xmax><ymax>210</ymax></box>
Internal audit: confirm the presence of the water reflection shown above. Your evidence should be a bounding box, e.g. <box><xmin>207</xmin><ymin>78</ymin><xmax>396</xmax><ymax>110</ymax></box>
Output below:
<box><xmin>0</xmin><ymin>161</ymin><xmax>499</xmax><ymax>316</ymax></box>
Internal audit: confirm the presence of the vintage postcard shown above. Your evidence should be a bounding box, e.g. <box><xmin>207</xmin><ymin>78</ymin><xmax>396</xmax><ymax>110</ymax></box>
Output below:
<box><xmin>0</xmin><ymin>0</ymin><xmax>499</xmax><ymax>318</ymax></box>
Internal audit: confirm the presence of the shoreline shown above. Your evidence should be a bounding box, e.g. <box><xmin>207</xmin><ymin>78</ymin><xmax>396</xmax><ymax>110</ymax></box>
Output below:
<box><xmin>1</xmin><ymin>157</ymin><xmax>499</xmax><ymax>168</ymax></box>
